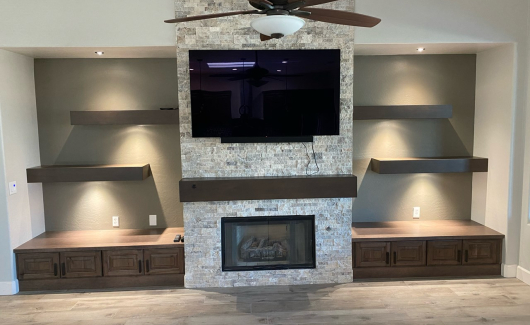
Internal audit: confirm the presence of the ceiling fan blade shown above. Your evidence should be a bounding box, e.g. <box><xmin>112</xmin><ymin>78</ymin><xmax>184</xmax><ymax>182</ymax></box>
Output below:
<box><xmin>260</xmin><ymin>34</ymin><xmax>273</xmax><ymax>41</ymax></box>
<box><xmin>249</xmin><ymin>0</ymin><xmax>274</xmax><ymax>10</ymax></box>
<box><xmin>165</xmin><ymin>10</ymin><xmax>258</xmax><ymax>23</ymax></box>
<box><xmin>297</xmin><ymin>0</ymin><xmax>339</xmax><ymax>8</ymax></box>
<box><xmin>303</xmin><ymin>8</ymin><xmax>381</xmax><ymax>27</ymax></box>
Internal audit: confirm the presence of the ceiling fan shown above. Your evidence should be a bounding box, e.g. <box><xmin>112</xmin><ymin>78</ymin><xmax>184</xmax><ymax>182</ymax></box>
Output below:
<box><xmin>165</xmin><ymin>0</ymin><xmax>381</xmax><ymax>41</ymax></box>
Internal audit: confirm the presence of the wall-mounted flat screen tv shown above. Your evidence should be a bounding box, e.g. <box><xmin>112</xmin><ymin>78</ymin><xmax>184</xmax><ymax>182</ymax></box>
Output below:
<box><xmin>189</xmin><ymin>49</ymin><xmax>340</xmax><ymax>138</ymax></box>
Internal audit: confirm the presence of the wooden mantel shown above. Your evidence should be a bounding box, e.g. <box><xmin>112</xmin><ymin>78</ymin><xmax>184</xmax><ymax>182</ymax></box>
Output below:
<box><xmin>179</xmin><ymin>175</ymin><xmax>357</xmax><ymax>202</ymax></box>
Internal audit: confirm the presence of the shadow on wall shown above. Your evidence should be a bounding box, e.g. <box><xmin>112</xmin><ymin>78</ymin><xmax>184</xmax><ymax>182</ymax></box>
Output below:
<box><xmin>351</xmin><ymin>55</ymin><xmax>477</xmax><ymax>222</ymax></box>
<box><xmin>352</xmin><ymin>119</ymin><xmax>473</xmax><ymax>222</ymax></box>
<box><xmin>42</xmin><ymin>124</ymin><xmax>182</xmax><ymax>231</ymax></box>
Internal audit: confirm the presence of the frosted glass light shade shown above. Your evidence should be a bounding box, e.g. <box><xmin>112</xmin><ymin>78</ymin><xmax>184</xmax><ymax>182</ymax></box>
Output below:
<box><xmin>250</xmin><ymin>15</ymin><xmax>305</xmax><ymax>37</ymax></box>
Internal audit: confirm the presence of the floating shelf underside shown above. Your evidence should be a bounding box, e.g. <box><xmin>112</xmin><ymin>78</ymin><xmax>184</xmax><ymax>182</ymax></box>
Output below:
<box><xmin>27</xmin><ymin>164</ymin><xmax>151</xmax><ymax>183</ymax></box>
<box><xmin>371</xmin><ymin>157</ymin><xmax>488</xmax><ymax>174</ymax></box>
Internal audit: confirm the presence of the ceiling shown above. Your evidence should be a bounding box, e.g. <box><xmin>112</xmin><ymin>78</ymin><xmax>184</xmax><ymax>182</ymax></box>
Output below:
<box><xmin>0</xmin><ymin>43</ymin><xmax>508</xmax><ymax>59</ymax></box>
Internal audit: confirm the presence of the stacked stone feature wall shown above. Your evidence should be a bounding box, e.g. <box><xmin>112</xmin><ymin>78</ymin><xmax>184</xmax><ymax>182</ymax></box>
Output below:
<box><xmin>176</xmin><ymin>0</ymin><xmax>355</xmax><ymax>287</ymax></box>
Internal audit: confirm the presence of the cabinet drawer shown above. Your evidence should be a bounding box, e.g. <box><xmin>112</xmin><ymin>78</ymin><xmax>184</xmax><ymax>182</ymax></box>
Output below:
<box><xmin>60</xmin><ymin>251</ymin><xmax>102</xmax><ymax>278</ymax></box>
<box><xmin>144</xmin><ymin>248</ymin><xmax>184</xmax><ymax>275</ymax></box>
<box><xmin>103</xmin><ymin>250</ymin><xmax>143</xmax><ymax>276</ymax></box>
<box><xmin>463</xmin><ymin>240</ymin><xmax>500</xmax><ymax>265</ymax></box>
<box><xmin>17</xmin><ymin>253</ymin><xmax>60</xmax><ymax>280</ymax></box>
<box><xmin>427</xmin><ymin>240</ymin><xmax>462</xmax><ymax>266</ymax></box>
<box><xmin>391</xmin><ymin>241</ymin><xmax>426</xmax><ymax>266</ymax></box>
<box><xmin>355</xmin><ymin>242</ymin><xmax>390</xmax><ymax>268</ymax></box>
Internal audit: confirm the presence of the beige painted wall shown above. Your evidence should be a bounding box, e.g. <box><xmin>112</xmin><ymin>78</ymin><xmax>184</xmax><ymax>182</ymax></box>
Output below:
<box><xmin>472</xmin><ymin>45</ymin><xmax>519</xmax><ymax>268</ymax></box>
<box><xmin>352</xmin><ymin>55</ymin><xmax>476</xmax><ymax>222</ymax></box>
<box><xmin>35</xmin><ymin>59</ymin><xmax>181</xmax><ymax>231</ymax></box>
<box><xmin>0</xmin><ymin>49</ymin><xmax>45</xmax><ymax>294</ymax></box>
<box><xmin>34</xmin><ymin>56</ymin><xmax>477</xmax><ymax>228</ymax></box>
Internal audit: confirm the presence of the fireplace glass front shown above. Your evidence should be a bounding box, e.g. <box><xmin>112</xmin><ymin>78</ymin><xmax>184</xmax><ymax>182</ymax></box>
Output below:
<box><xmin>221</xmin><ymin>215</ymin><xmax>316</xmax><ymax>271</ymax></box>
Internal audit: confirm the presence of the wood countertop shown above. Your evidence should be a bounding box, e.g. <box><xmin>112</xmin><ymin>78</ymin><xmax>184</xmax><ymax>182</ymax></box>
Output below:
<box><xmin>14</xmin><ymin>227</ymin><xmax>184</xmax><ymax>253</ymax></box>
<box><xmin>351</xmin><ymin>220</ymin><xmax>504</xmax><ymax>242</ymax></box>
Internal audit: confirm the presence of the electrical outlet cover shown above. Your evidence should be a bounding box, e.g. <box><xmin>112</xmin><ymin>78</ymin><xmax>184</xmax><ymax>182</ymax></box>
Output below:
<box><xmin>112</xmin><ymin>216</ymin><xmax>120</xmax><ymax>227</ymax></box>
<box><xmin>149</xmin><ymin>215</ymin><xmax>157</xmax><ymax>226</ymax></box>
<box><xmin>413</xmin><ymin>207</ymin><xmax>420</xmax><ymax>219</ymax></box>
<box><xmin>8</xmin><ymin>181</ymin><xmax>16</xmax><ymax>195</ymax></box>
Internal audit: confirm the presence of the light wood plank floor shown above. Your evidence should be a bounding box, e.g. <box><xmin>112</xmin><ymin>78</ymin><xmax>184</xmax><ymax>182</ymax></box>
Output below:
<box><xmin>1</xmin><ymin>277</ymin><xmax>529</xmax><ymax>324</ymax></box>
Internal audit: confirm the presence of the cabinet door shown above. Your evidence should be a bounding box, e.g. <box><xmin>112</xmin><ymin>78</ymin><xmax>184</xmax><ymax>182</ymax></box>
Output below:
<box><xmin>144</xmin><ymin>248</ymin><xmax>184</xmax><ymax>275</ymax></box>
<box><xmin>427</xmin><ymin>240</ymin><xmax>462</xmax><ymax>266</ymax></box>
<box><xmin>103</xmin><ymin>250</ymin><xmax>143</xmax><ymax>276</ymax></box>
<box><xmin>60</xmin><ymin>251</ymin><xmax>102</xmax><ymax>278</ymax></box>
<box><xmin>16</xmin><ymin>253</ymin><xmax>60</xmax><ymax>280</ymax></box>
<box><xmin>355</xmin><ymin>242</ymin><xmax>390</xmax><ymax>268</ymax></box>
<box><xmin>391</xmin><ymin>241</ymin><xmax>426</xmax><ymax>266</ymax></box>
<box><xmin>463</xmin><ymin>240</ymin><xmax>500</xmax><ymax>265</ymax></box>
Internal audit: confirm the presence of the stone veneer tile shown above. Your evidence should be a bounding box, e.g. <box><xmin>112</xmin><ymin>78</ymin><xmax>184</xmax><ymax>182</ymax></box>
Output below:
<box><xmin>176</xmin><ymin>0</ymin><xmax>355</xmax><ymax>287</ymax></box>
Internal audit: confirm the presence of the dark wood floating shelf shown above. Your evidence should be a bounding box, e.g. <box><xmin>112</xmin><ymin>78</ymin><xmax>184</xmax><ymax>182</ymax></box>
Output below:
<box><xmin>371</xmin><ymin>157</ymin><xmax>488</xmax><ymax>174</ymax></box>
<box><xmin>352</xmin><ymin>220</ymin><xmax>504</xmax><ymax>279</ymax></box>
<box><xmin>70</xmin><ymin>110</ymin><xmax>179</xmax><ymax>125</ymax></box>
<box><xmin>14</xmin><ymin>228</ymin><xmax>185</xmax><ymax>291</ymax></box>
<box><xmin>27</xmin><ymin>164</ymin><xmax>151</xmax><ymax>183</ymax></box>
<box><xmin>179</xmin><ymin>174</ymin><xmax>357</xmax><ymax>202</ymax></box>
<box><xmin>354</xmin><ymin>105</ymin><xmax>453</xmax><ymax>120</ymax></box>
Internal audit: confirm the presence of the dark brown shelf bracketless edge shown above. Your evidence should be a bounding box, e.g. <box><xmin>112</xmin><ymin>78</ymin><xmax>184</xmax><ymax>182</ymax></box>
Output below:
<box><xmin>370</xmin><ymin>157</ymin><xmax>488</xmax><ymax>174</ymax></box>
<box><xmin>221</xmin><ymin>136</ymin><xmax>313</xmax><ymax>144</ymax></box>
<box><xmin>27</xmin><ymin>164</ymin><xmax>151</xmax><ymax>183</ymax></box>
<box><xmin>352</xmin><ymin>264</ymin><xmax>501</xmax><ymax>279</ymax></box>
<box><xmin>18</xmin><ymin>274</ymin><xmax>185</xmax><ymax>291</ymax></box>
<box><xmin>179</xmin><ymin>175</ymin><xmax>357</xmax><ymax>202</ymax></box>
<box><xmin>353</xmin><ymin>105</ymin><xmax>453</xmax><ymax>120</ymax></box>
<box><xmin>70</xmin><ymin>110</ymin><xmax>179</xmax><ymax>125</ymax></box>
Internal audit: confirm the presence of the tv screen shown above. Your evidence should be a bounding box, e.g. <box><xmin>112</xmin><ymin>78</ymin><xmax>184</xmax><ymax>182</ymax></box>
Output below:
<box><xmin>189</xmin><ymin>49</ymin><xmax>340</xmax><ymax>138</ymax></box>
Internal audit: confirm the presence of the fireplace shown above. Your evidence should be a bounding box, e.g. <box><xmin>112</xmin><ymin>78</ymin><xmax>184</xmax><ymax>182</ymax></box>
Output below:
<box><xmin>221</xmin><ymin>215</ymin><xmax>316</xmax><ymax>271</ymax></box>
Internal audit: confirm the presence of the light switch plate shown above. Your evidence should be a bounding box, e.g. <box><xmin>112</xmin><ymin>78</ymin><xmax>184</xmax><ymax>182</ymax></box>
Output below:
<box><xmin>8</xmin><ymin>181</ymin><xmax>16</xmax><ymax>195</ymax></box>
<box><xmin>149</xmin><ymin>215</ymin><xmax>157</xmax><ymax>226</ymax></box>
<box><xmin>112</xmin><ymin>216</ymin><xmax>120</xmax><ymax>227</ymax></box>
<box><xmin>413</xmin><ymin>207</ymin><xmax>420</xmax><ymax>219</ymax></box>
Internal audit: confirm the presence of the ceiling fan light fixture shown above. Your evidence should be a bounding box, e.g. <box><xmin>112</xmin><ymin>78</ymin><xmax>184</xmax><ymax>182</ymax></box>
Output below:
<box><xmin>250</xmin><ymin>15</ymin><xmax>305</xmax><ymax>37</ymax></box>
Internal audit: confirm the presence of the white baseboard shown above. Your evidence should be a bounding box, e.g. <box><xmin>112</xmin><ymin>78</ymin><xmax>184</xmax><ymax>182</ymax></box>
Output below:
<box><xmin>517</xmin><ymin>266</ymin><xmax>530</xmax><ymax>286</ymax></box>
<box><xmin>502</xmin><ymin>264</ymin><xmax>518</xmax><ymax>277</ymax></box>
<box><xmin>0</xmin><ymin>280</ymin><xmax>18</xmax><ymax>295</ymax></box>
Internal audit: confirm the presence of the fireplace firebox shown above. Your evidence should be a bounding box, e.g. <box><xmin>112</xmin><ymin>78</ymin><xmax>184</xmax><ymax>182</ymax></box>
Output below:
<box><xmin>221</xmin><ymin>215</ymin><xmax>316</xmax><ymax>271</ymax></box>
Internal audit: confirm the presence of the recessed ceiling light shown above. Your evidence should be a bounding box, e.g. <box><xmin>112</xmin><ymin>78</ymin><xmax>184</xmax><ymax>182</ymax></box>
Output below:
<box><xmin>277</xmin><ymin>70</ymin><xmax>281</xmax><ymax>72</ymax></box>
<box><xmin>417</xmin><ymin>48</ymin><xmax>426</xmax><ymax>52</ymax></box>
<box><xmin>190</xmin><ymin>68</ymin><xmax>194</xmax><ymax>71</ymax></box>
<box><xmin>282</xmin><ymin>60</ymin><xmax>288</xmax><ymax>64</ymax></box>
<box><xmin>95</xmin><ymin>51</ymin><xmax>104</xmax><ymax>56</ymax></box>
<box><xmin>232</xmin><ymin>68</ymin><xmax>238</xmax><ymax>71</ymax></box>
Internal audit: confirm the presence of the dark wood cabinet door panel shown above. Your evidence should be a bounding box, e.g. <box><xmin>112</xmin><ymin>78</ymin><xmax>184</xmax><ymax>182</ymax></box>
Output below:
<box><xmin>463</xmin><ymin>240</ymin><xmax>500</xmax><ymax>265</ymax></box>
<box><xmin>60</xmin><ymin>251</ymin><xmax>102</xmax><ymax>278</ymax></box>
<box><xmin>355</xmin><ymin>242</ymin><xmax>390</xmax><ymax>268</ymax></box>
<box><xmin>427</xmin><ymin>240</ymin><xmax>462</xmax><ymax>266</ymax></box>
<box><xmin>144</xmin><ymin>248</ymin><xmax>184</xmax><ymax>275</ymax></box>
<box><xmin>17</xmin><ymin>253</ymin><xmax>60</xmax><ymax>280</ymax></box>
<box><xmin>103</xmin><ymin>250</ymin><xmax>143</xmax><ymax>276</ymax></box>
<box><xmin>391</xmin><ymin>241</ymin><xmax>426</xmax><ymax>266</ymax></box>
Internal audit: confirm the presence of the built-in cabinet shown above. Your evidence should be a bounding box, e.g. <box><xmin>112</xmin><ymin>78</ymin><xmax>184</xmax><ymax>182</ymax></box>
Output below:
<box><xmin>354</xmin><ymin>239</ymin><xmax>499</xmax><ymax>269</ymax></box>
<box><xmin>14</xmin><ymin>228</ymin><xmax>185</xmax><ymax>291</ymax></box>
<box><xmin>18</xmin><ymin>248</ymin><xmax>184</xmax><ymax>281</ymax></box>
<box><xmin>352</xmin><ymin>221</ymin><xmax>504</xmax><ymax>279</ymax></box>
